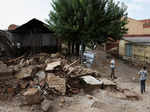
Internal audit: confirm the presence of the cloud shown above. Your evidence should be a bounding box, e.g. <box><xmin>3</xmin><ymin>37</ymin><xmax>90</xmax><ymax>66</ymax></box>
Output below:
<box><xmin>0</xmin><ymin>0</ymin><xmax>52</xmax><ymax>29</ymax></box>
<box><xmin>0</xmin><ymin>0</ymin><xmax>149</xmax><ymax>29</ymax></box>
<box><xmin>134</xmin><ymin>0</ymin><xmax>150</xmax><ymax>4</ymax></box>
<box><xmin>114</xmin><ymin>0</ymin><xmax>150</xmax><ymax>19</ymax></box>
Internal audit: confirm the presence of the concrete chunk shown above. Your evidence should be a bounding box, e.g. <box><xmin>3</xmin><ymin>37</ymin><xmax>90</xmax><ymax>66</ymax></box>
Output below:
<box><xmin>81</xmin><ymin>75</ymin><xmax>103</xmax><ymax>85</ymax></box>
<box><xmin>0</xmin><ymin>62</ymin><xmax>13</xmax><ymax>79</ymax></box>
<box><xmin>45</xmin><ymin>61</ymin><xmax>61</xmax><ymax>71</ymax></box>
<box><xmin>41</xmin><ymin>99</ymin><xmax>52</xmax><ymax>112</ymax></box>
<box><xmin>15</xmin><ymin>66</ymin><xmax>37</xmax><ymax>79</ymax></box>
<box><xmin>46</xmin><ymin>74</ymin><xmax>66</xmax><ymax>95</ymax></box>
<box><xmin>23</xmin><ymin>88</ymin><xmax>43</xmax><ymax>105</ymax></box>
<box><xmin>100</xmin><ymin>78</ymin><xmax>116</xmax><ymax>86</ymax></box>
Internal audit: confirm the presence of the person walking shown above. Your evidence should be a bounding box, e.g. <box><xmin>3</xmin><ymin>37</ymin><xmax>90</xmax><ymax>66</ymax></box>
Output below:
<box><xmin>138</xmin><ymin>66</ymin><xmax>148</xmax><ymax>94</ymax></box>
<box><xmin>110</xmin><ymin>57</ymin><xmax>116</xmax><ymax>79</ymax></box>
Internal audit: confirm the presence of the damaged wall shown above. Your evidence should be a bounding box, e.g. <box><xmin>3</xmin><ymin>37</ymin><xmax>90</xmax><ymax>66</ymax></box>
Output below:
<box><xmin>119</xmin><ymin>39</ymin><xmax>150</xmax><ymax>63</ymax></box>
<box><xmin>0</xmin><ymin>30</ymin><xmax>15</xmax><ymax>57</ymax></box>
<box><xmin>11</xmin><ymin>33</ymin><xmax>56</xmax><ymax>47</ymax></box>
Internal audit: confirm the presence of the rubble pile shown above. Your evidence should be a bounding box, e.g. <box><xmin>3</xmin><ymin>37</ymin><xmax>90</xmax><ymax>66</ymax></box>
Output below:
<box><xmin>0</xmin><ymin>53</ymin><xmax>101</xmax><ymax>103</ymax></box>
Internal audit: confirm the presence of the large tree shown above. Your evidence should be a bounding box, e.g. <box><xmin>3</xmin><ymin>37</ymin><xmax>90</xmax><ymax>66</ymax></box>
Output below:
<box><xmin>47</xmin><ymin>0</ymin><xmax>128</xmax><ymax>55</ymax></box>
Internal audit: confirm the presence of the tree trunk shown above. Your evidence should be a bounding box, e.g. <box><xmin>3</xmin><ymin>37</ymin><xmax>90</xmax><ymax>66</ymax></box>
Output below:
<box><xmin>82</xmin><ymin>43</ymin><xmax>86</xmax><ymax>53</ymax></box>
<box><xmin>71</xmin><ymin>41</ymin><xmax>75</xmax><ymax>55</ymax></box>
<box><xmin>68</xmin><ymin>41</ymin><xmax>71</xmax><ymax>55</ymax></box>
<box><xmin>75</xmin><ymin>42</ymin><xmax>80</xmax><ymax>56</ymax></box>
<box><xmin>57</xmin><ymin>39</ymin><xmax>62</xmax><ymax>52</ymax></box>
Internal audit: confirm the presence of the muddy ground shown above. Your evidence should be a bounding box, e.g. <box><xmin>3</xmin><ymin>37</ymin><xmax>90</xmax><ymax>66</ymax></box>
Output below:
<box><xmin>0</xmin><ymin>50</ymin><xmax>150</xmax><ymax>112</ymax></box>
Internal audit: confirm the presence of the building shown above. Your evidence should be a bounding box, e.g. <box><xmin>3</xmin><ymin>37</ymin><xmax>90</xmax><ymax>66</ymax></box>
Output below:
<box><xmin>9</xmin><ymin>18</ymin><xmax>58</xmax><ymax>54</ymax></box>
<box><xmin>119</xmin><ymin>18</ymin><xmax>150</xmax><ymax>63</ymax></box>
<box><xmin>0</xmin><ymin>30</ymin><xmax>16</xmax><ymax>57</ymax></box>
<box><xmin>0</xmin><ymin>18</ymin><xmax>58</xmax><ymax>57</ymax></box>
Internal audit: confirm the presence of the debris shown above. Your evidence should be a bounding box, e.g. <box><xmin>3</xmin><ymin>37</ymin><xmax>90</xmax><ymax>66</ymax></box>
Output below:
<box><xmin>70</xmin><ymin>88</ymin><xmax>80</xmax><ymax>94</ymax></box>
<box><xmin>46</xmin><ymin>73</ymin><xmax>66</xmax><ymax>95</ymax></box>
<box><xmin>88</xmin><ymin>95</ymin><xmax>93</xmax><ymax>100</ymax></box>
<box><xmin>35</xmin><ymin>71</ymin><xmax>46</xmax><ymax>82</ymax></box>
<box><xmin>123</xmin><ymin>89</ymin><xmax>141</xmax><ymax>101</ymax></box>
<box><xmin>63</xmin><ymin>59</ymin><xmax>80</xmax><ymax>71</ymax></box>
<box><xmin>23</xmin><ymin>88</ymin><xmax>38</xmax><ymax>96</ymax></box>
<box><xmin>0</xmin><ymin>62</ymin><xmax>13</xmax><ymax>79</ymax></box>
<box><xmin>80</xmin><ymin>75</ymin><xmax>102</xmax><ymax>85</ymax></box>
<box><xmin>111</xmin><ymin>88</ymin><xmax>141</xmax><ymax>101</ymax></box>
<box><xmin>60</xmin><ymin>97</ymin><xmax>65</xmax><ymax>103</ymax></box>
<box><xmin>69</xmin><ymin>66</ymin><xmax>100</xmax><ymax>78</ymax></box>
<box><xmin>51</xmin><ymin>53</ymin><xmax>61</xmax><ymax>58</ymax></box>
<box><xmin>45</xmin><ymin>61</ymin><xmax>61</xmax><ymax>71</ymax></box>
<box><xmin>100</xmin><ymin>78</ymin><xmax>116</xmax><ymax>89</ymax></box>
<box><xmin>41</xmin><ymin>99</ymin><xmax>52</xmax><ymax>112</ymax></box>
<box><xmin>19</xmin><ymin>81</ymin><xmax>29</xmax><ymax>89</ymax></box>
<box><xmin>23</xmin><ymin>88</ymin><xmax>43</xmax><ymax>105</ymax></box>
<box><xmin>15</xmin><ymin>66</ymin><xmax>38</xmax><ymax>79</ymax></box>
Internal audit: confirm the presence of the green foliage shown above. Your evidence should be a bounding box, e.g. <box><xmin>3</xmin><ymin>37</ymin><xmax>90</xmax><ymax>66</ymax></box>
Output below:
<box><xmin>47</xmin><ymin>0</ymin><xmax>128</xmax><ymax>44</ymax></box>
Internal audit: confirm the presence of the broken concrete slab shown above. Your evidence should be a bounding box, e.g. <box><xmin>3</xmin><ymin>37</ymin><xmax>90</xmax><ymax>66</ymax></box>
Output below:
<box><xmin>15</xmin><ymin>66</ymin><xmax>38</xmax><ymax>79</ymax></box>
<box><xmin>80</xmin><ymin>75</ymin><xmax>103</xmax><ymax>85</ymax></box>
<box><xmin>0</xmin><ymin>62</ymin><xmax>14</xmax><ymax>79</ymax></box>
<box><xmin>68</xmin><ymin>66</ymin><xmax>100</xmax><ymax>78</ymax></box>
<box><xmin>45</xmin><ymin>61</ymin><xmax>61</xmax><ymax>71</ymax></box>
<box><xmin>100</xmin><ymin>78</ymin><xmax>116</xmax><ymax>85</ymax></box>
<box><xmin>23</xmin><ymin>88</ymin><xmax>43</xmax><ymax>105</ymax></box>
<box><xmin>46</xmin><ymin>74</ymin><xmax>66</xmax><ymax>95</ymax></box>
<box><xmin>23</xmin><ymin>88</ymin><xmax>38</xmax><ymax>96</ymax></box>
<box><xmin>51</xmin><ymin>53</ymin><xmax>61</xmax><ymax>58</ymax></box>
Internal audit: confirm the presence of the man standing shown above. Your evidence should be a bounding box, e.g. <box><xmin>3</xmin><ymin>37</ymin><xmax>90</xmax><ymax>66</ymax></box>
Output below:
<box><xmin>138</xmin><ymin>66</ymin><xmax>148</xmax><ymax>94</ymax></box>
<box><xmin>110</xmin><ymin>57</ymin><xmax>115</xmax><ymax>79</ymax></box>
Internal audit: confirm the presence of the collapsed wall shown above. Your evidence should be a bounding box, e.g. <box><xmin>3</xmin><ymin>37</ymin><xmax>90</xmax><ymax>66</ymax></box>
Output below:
<box><xmin>0</xmin><ymin>30</ymin><xmax>15</xmax><ymax>57</ymax></box>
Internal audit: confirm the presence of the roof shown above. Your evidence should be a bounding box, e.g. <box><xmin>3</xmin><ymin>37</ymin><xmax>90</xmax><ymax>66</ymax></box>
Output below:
<box><xmin>139</xmin><ymin>19</ymin><xmax>150</xmax><ymax>23</ymax></box>
<box><xmin>124</xmin><ymin>34</ymin><xmax>150</xmax><ymax>37</ymax></box>
<box><xmin>123</xmin><ymin>37</ymin><xmax>150</xmax><ymax>43</ymax></box>
<box><xmin>11</xmin><ymin>18</ymin><xmax>52</xmax><ymax>33</ymax></box>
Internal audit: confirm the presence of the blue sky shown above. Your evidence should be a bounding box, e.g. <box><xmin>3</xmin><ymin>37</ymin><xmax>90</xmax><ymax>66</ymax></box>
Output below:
<box><xmin>0</xmin><ymin>0</ymin><xmax>149</xmax><ymax>29</ymax></box>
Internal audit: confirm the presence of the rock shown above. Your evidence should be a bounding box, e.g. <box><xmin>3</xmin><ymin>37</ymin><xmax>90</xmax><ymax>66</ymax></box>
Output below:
<box><xmin>123</xmin><ymin>89</ymin><xmax>140</xmax><ymax>100</ymax></box>
<box><xmin>59</xmin><ymin>103</ymin><xmax>63</xmax><ymax>107</ymax></box>
<box><xmin>46</xmin><ymin>74</ymin><xmax>66</xmax><ymax>95</ymax></box>
<box><xmin>45</xmin><ymin>61</ymin><xmax>61</xmax><ymax>71</ymax></box>
<box><xmin>51</xmin><ymin>53</ymin><xmax>60</xmax><ymax>58</ymax></box>
<box><xmin>35</xmin><ymin>71</ymin><xmax>46</xmax><ymax>82</ymax></box>
<box><xmin>7</xmin><ymin>87</ymin><xmax>15</xmax><ymax>94</ymax></box>
<box><xmin>109</xmin><ymin>91</ymin><xmax>126</xmax><ymax>99</ymax></box>
<box><xmin>23</xmin><ymin>88</ymin><xmax>38</xmax><ymax>96</ymax></box>
<box><xmin>19</xmin><ymin>81</ymin><xmax>29</xmax><ymax>89</ymax></box>
<box><xmin>41</xmin><ymin>99</ymin><xmax>52</xmax><ymax>112</ymax></box>
<box><xmin>71</xmin><ymin>88</ymin><xmax>80</xmax><ymax>94</ymax></box>
<box><xmin>60</xmin><ymin>97</ymin><xmax>65</xmax><ymax>103</ymax></box>
<box><xmin>15</xmin><ymin>66</ymin><xmax>38</xmax><ymax>79</ymax></box>
<box><xmin>0</xmin><ymin>62</ymin><xmax>13</xmax><ymax>79</ymax></box>
<box><xmin>69</xmin><ymin>66</ymin><xmax>100</xmax><ymax>78</ymax></box>
<box><xmin>88</xmin><ymin>95</ymin><xmax>93</xmax><ymax>100</ymax></box>
<box><xmin>80</xmin><ymin>75</ymin><xmax>103</xmax><ymax>85</ymax></box>
<box><xmin>99</xmin><ymin>78</ymin><xmax>117</xmax><ymax>89</ymax></box>
<box><xmin>23</xmin><ymin>88</ymin><xmax>43</xmax><ymax>105</ymax></box>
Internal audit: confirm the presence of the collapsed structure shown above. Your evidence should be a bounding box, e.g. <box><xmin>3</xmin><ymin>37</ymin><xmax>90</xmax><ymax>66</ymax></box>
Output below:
<box><xmin>0</xmin><ymin>18</ymin><xmax>58</xmax><ymax>57</ymax></box>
